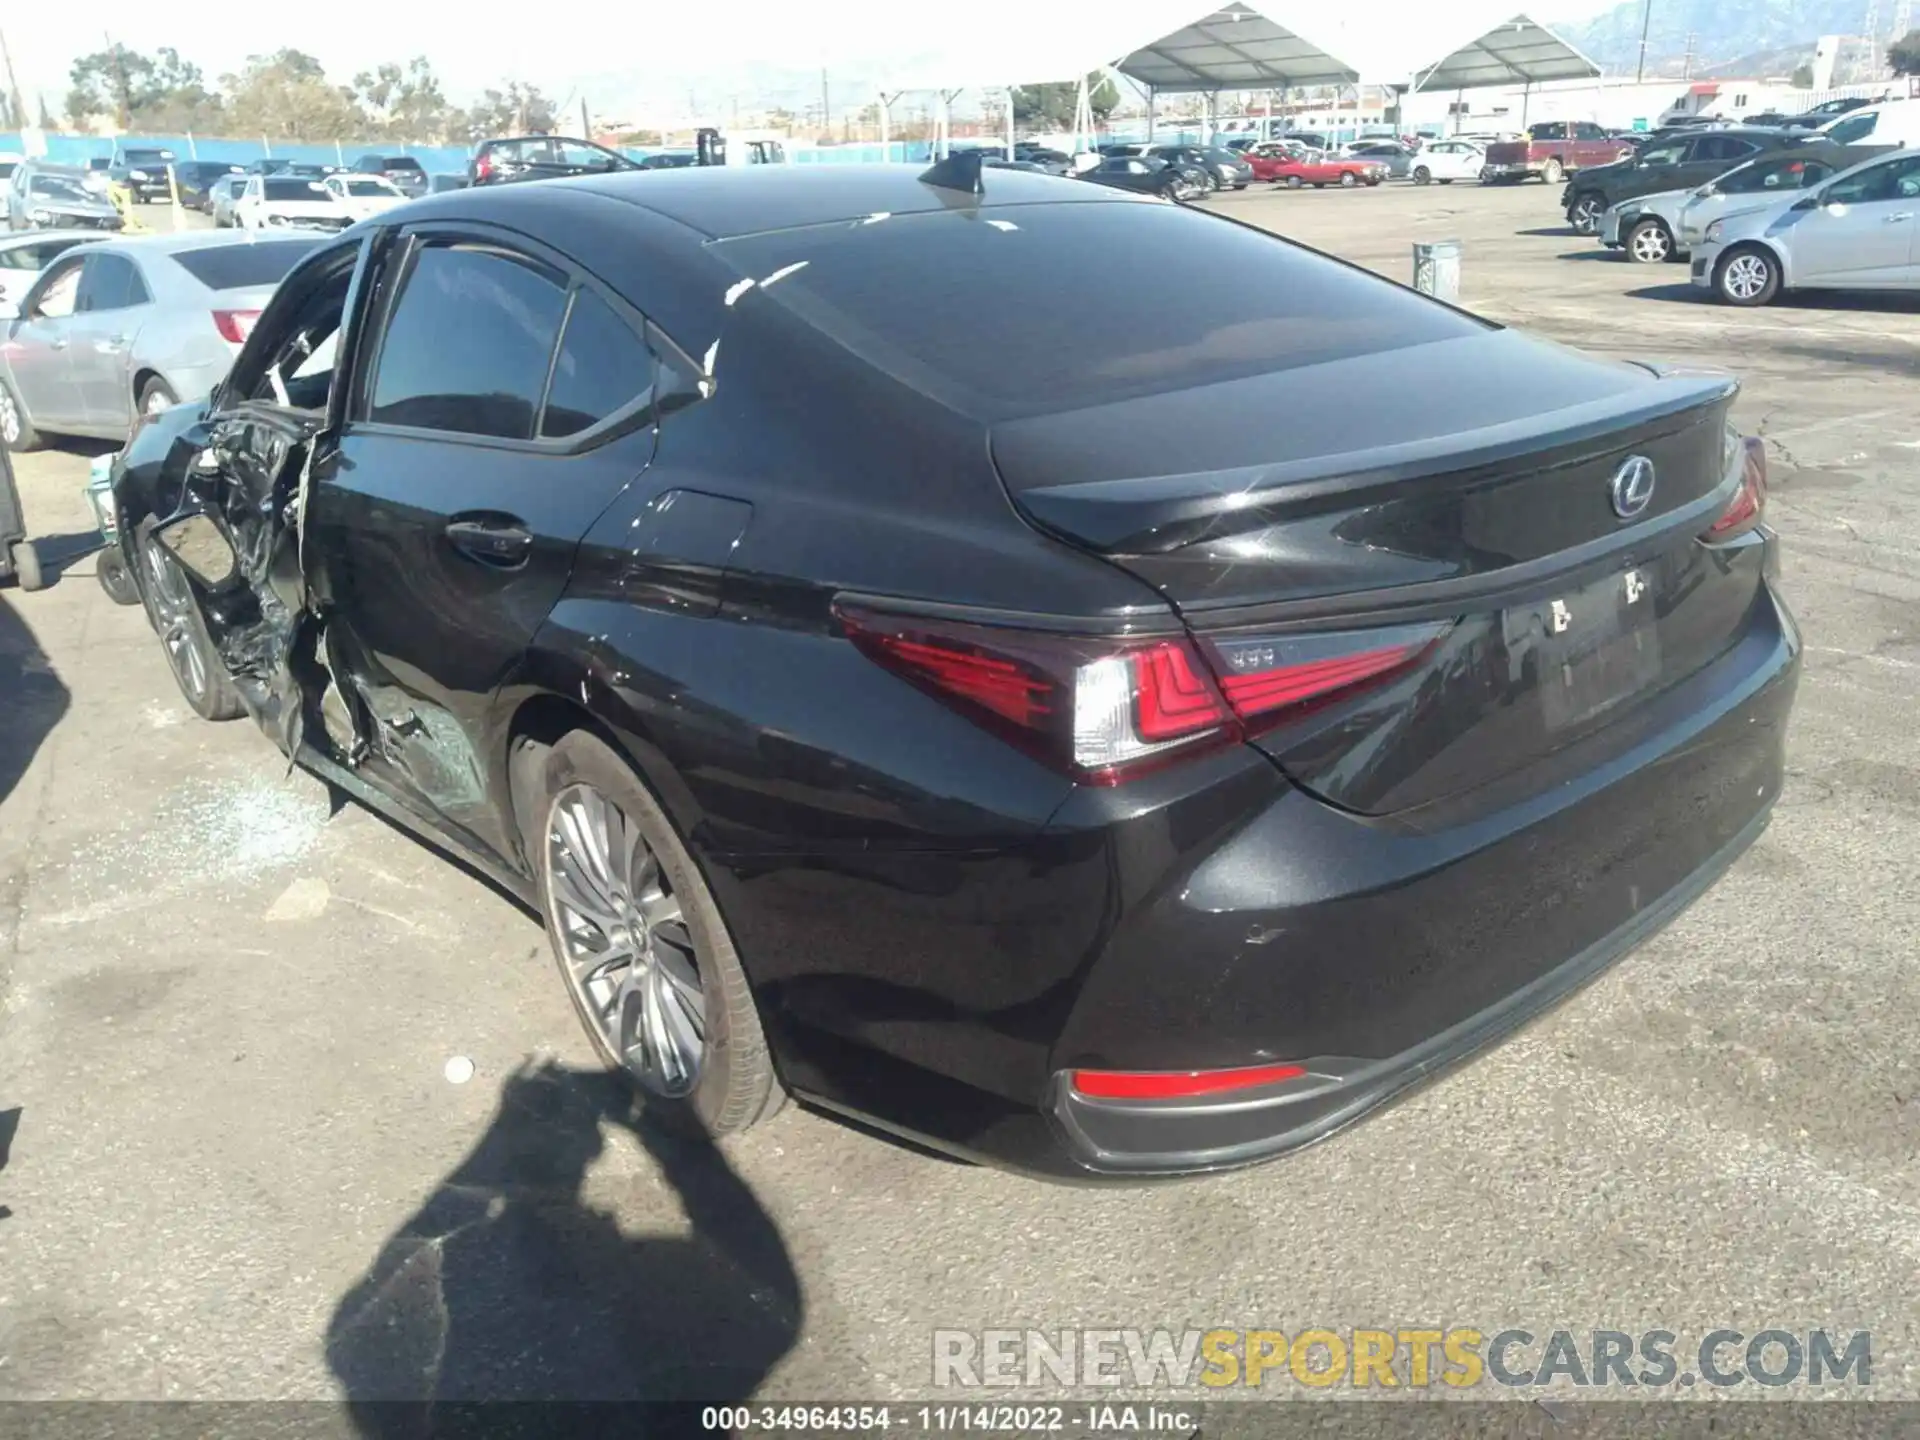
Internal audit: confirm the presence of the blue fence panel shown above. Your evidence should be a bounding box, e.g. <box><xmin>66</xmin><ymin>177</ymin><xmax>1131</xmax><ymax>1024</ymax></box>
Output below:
<box><xmin>0</xmin><ymin>131</ymin><xmax>476</xmax><ymax>175</ymax></box>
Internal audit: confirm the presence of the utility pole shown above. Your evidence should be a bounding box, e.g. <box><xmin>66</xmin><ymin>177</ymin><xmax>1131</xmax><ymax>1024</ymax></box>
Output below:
<box><xmin>821</xmin><ymin>69</ymin><xmax>830</xmax><ymax>135</ymax></box>
<box><xmin>1682</xmin><ymin>33</ymin><xmax>1697</xmax><ymax>80</ymax></box>
<box><xmin>1636</xmin><ymin>0</ymin><xmax>1655</xmax><ymax>82</ymax></box>
<box><xmin>579</xmin><ymin>96</ymin><xmax>591</xmax><ymax>139</ymax></box>
<box><xmin>1864</xmin><ymin>0</ymin><xmax>1883</xmax><ymax>76</ymax></box>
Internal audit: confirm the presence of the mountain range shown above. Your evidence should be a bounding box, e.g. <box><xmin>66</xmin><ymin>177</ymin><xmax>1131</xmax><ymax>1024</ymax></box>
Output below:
<box><xmin>1560</xmin><ymin>0</ymin><xmax>1900</xmax><ymax>78</ymax></box>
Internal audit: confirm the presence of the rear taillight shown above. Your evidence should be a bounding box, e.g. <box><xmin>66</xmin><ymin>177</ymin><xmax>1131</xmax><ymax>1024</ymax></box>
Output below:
<box><xmin>1704</xmin><ymin>434</ymin><xmax>1767</xmax><ymax>541</ymax></box>
<box><xmin>474</xmin><ymin>153</ymin><xmax>493</xmax><ymax>181</ymax></box>
<box><xmin>836</xmin><ymin>604</ymin><xmax>1232</xmax><ymax>784</ymax></box>
<box><xmin>1197</xmin><ymin>621</ymin><xmax>1450</xmax><ymax>732</ymax></box>
<box><xmin>212</xmin><ymin>309</ymin><xmax>259</xmax><ymax>344</ymax></box>
<box><xmin>837</xmin><ymin>603</ymin><xmax>1450</xmax><ymax>784</ymax></box>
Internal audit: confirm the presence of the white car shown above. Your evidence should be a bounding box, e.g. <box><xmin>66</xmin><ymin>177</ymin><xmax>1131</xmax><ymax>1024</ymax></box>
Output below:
<box><xmin>1690</xmin><ymin>148</ymin><xmax>1920</xmax><ymax>306</ymax></box>
<box><xmin>234</xmin><ymin>174</ymin><xmax>353</xmax><ymax>235</ymax></box>
<box><xmin>322</xmin><ymin>173</ymin><xmax>408</xmax><ymax>222</ymax></box>
<box><xmin>0</xmin><ymin>230</ymin><xmax>101</xmax><ymax>317</ymax></box>
<box><xmin>1410</xmin><ymin>140</ymin><xmax>1485</xmax><ymax>185</ymax></box>
<box><xmin>1674</xmin><ymin>148</ymin><xmax>1854</xmax><ymax>253</ymax></box>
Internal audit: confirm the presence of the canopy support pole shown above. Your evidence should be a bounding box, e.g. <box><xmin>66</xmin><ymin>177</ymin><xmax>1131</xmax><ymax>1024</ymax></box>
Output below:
<box><xmin>879</xmin><ymin>91</ymin><xmax>901</xmax><ymax>161</ymax></box>
<box><xmin>1006</xmin><ymin>86</ymin><xmax>1015</xmax><ymax>160</ymax></box>
<box><xmin>1521</xmin><ymin>80</ymin><xmax>1532</xmax><ymax>127</ymax></box>
<box><xmin>1146</xmin><ymin>85</ymin><xmax>1157</xmax><ymax>141</ymax></box>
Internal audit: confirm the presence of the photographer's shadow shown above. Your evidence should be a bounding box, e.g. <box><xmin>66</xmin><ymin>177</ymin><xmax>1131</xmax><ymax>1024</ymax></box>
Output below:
<box><xmin>326</xmin><ymin>1060</ymin><xmax>800</xmax><ymax>1421</ymax></box>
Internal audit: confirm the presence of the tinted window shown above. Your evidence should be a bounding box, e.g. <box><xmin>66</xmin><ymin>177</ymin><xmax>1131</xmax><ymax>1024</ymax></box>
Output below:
<box><xmin>1696</xmin><ymin>135</ymin><xmax>1759</xmax><ymax>161</ymax></box>
<box><xmin>28</xmin><ymin>174</ymin><xmax>93</xmax><ymax>202</ymax></box>
<box><xmin>714</xmin><ymin>201</ymin><xmax>1488</xmax><ymax>423</ymax></box>
<box><xmin>77</xmin><ymin>254</ymin><xmax>149</xmax><ymax>311</ymax></box>
<box><xmin>369</xmin><ymin>242</ymin><xmax>569</xmax><ymax>439</ymax></box>
<box><xmin>542</xmin><ymin>288</ymin><xmax>653</xmax><ymax>438</ymax></box>
<box><xmin>1824</xmin><ymin>113</ymin><xmax>1878</xmax><ymax>144</ymax></box>
<box><xmin>1639</xmin><ymin>141</ymin><xmax>1689</xmax><ymax>166</ymax></box>
<box><xmin>263</xmin><ymin>177</ymin><xmax>328</xmax><ymax>201</ymax></box>
<box><xmin>382</xmin><ymin>157</ymin><xmax>426</xmax><ymax>173</ymax></box>
<box><xmin>171</xmin><ymin>239</ymin><xmax>320</xmax><ymax>290</ymax></box>
<box><xmin>1719</xmin><ymin>155</ymin><xmax>1826</xmax><ymax>192</ymax></box>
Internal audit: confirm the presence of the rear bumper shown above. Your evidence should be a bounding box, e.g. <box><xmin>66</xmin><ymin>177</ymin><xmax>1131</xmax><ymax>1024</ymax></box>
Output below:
<box><xmin>1047</xmin><ymin>581</ymin><xmax>1799</xmax><ymax>1176</ymax></box>
<box><xmin>752</xmin><ymin>579</ymin><xmax>1798</xmax><ymax>1181</ymax></box>
<box><xmin>1482</xmin><ymin>162</ymin><xmax>1536</xmax><ymax>178</ymax></box>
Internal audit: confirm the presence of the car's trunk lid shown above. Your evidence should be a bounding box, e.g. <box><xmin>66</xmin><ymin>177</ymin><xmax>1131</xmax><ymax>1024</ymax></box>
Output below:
<box><xmin>993</xmin><ymin>331</ymin><xmax>1755</xmax><ymax>820</ymax></box>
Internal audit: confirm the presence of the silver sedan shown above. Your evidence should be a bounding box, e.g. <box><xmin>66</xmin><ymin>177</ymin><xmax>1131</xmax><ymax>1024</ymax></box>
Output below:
<box><xmin>0</xmin><ymin>230</ymin><xmax>321</xmax><ymax>450</ymax></box>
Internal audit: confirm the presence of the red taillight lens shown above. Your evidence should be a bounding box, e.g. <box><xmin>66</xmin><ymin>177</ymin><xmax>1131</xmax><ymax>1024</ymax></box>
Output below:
<box><xmin>1197</xmin><ymin>622</ymin><xmax>1450</xmax><ymax>731</ymax></box>
<box><xmin>835</xmin><ymin>603</ymin><xmax>1232</xmax><ymax>784</ymax></box>
<box><xmin>211</xmin><ymin>309</ymin><xmax>259</xmax><ymax>344</ymax></box>
<box><xmin>475</xmin><ymin>154</ymin><xmax>494</xmax><ymax>181</ymax></box>
<box><xmin>1704</xmin><ymin>435</ymin><xmax>1767</xmax><ymax>541</ymax></box>
<box><xmin>1071</xmin><ymin>1062</ymin><xmax>1307</xmax><ymax>1100</ymax></box>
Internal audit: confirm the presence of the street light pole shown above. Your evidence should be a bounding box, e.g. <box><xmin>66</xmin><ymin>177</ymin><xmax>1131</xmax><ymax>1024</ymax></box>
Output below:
<box><xmin>1636</xmin><ymin>0</ymin><xmax>1655</xmax><ymax>83</ymax></box>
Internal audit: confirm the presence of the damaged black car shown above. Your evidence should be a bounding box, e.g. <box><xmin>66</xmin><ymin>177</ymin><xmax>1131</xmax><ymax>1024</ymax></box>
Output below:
<box><xmin>110</xmin><ymin>166</ymin><xmax>1798</xmax><ymax>1179</ymax></box>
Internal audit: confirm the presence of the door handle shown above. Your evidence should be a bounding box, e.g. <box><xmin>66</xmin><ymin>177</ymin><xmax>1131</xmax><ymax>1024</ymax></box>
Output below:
<box><xmin>49</xmin><ymin>337</ymin><xmax>67</xmax><ymax>350</ymax></box>
<box><xmin>1885</xmin><ymin>212</ymin><xmax>1913</xmax><ymax>223</ymax></box>
<box><xmin>96</xmin><ymin>335</ymin><xmax>127</xmax><ymax>353</ymax></box>
<box><xmin>444</xmin><ymin>516</ymin><xmax>533</xmax><ymax>568</ymax></box>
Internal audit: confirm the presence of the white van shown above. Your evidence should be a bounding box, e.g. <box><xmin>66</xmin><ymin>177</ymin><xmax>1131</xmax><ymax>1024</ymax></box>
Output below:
<box><xmin>1816</xmin><ymin>99</ymin><xmax>1920</xmax><ymax>150</ymax></box>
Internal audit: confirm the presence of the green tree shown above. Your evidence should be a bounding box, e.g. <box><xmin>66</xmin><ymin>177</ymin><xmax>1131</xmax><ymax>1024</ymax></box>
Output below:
<box><xmin>1013</xmin><ymin>73</ymin><xmax>1120</xmax><ymax>129</ymax></box>
<box><xmin>222</xmin><ymin>49</ymin><xmax>366</xmax><ymax>140</ymax></box>
<box><xmin>66</xmin><ymin>44</ymin><xmax>220</xmax><ymax>131</ymax></box>
<box><xmin>1790</xmin><ymin>63</ymin><xmax>1815</xmax><ymax>88</ymax></box>
<box><xmin>354</xmin><ymin>57</ymin><xmax>454</xmax><ymax>142</ymax></box>
<box><xmin>459</xmin><ymin>81</ymin><xmax>556</xmax><ymax>139</ymax></box>
<box><xmin>1891</xmin><ymin>30</ymin><xmax>1920</xmax><ymax>77</ymax></box>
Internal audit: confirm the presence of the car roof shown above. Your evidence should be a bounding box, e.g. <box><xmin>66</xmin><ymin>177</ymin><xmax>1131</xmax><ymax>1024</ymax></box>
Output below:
<box><xmin>408</xmin><ymin>162</ymin><xmax>1130</xmax><ymax>242</ymax></box>
<box><xmin>102</xmin><ymin>230</ymin><xmax>299</xmax><ymax>257</ymax></box>
<box><xmin>0</xmin><ymin>228</ymin><xmax>104</xmax><ymax>247</ymax></box>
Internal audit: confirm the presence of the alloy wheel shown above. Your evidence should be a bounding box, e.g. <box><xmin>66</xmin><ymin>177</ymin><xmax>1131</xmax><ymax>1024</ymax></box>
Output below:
<box><xmin>1629</xmin><ymin>223</ymin><xmax>1671</xmax><ymax>263</ymax></box>
<box><xmin>1570</xmin><ymin>197</ymin><xmax>1603</xmax><ymax>234</ymax></box>
<box><xmin>0</xmin><ymin>389</ymin><xmax>18</xmax><ymax>446</ymax></box>
<box><xmin>144</xmin><ymin>387</ymin><xmax>173</xmax><ymax>416</ymax></box>
<box><xmin>1723</xmin><ymin>253</ymin><xmax>1771</xmax><ymax>301</ymax></box>
<box><xmin>144</xmin><ymin>539</ymin><xmax>208</xmax><ymax>702</ymax></box>
<box><xmin>545</xmin><ymin>782</ymin><xmax>707</xmax><ymax>1097</ymax></box>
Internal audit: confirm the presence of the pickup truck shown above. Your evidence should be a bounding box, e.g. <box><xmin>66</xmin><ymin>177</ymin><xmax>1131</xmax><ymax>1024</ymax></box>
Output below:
<box><xmin>1481</xmin><ymin>121</ymin><xmax>1635</xmax><ymax>184</ymax></box>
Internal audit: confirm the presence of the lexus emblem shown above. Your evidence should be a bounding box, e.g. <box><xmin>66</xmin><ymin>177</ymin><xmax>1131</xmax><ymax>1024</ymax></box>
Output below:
<box><xmin>1610</xmin><ymin>455</ymin><xmax>1657</xmax><ymax>519</ymax></box>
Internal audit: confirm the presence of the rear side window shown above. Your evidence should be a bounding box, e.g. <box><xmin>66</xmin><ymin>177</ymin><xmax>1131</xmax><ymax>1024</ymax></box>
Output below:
<box><xmin>1825</xmin><ymin>113</ymin><xmax>1877</xmax><ymax>144</ymax></box>
<box><xmin>713</xmin><ymin>200</ymin><xmax>1488</xmax><ymax>424</ymax></box>
<box><xmin>542</xmin><ymin>288</ymin><xmax>653</xmax><ymax>438</ymax></box>
<box><xmin>368</xmin><ymin>241</ymin><xmax>569</xmax><ymax>439</ymax></box>
<box><xmin>171</xmin><ymin>239</ymin><xmax>319</xmax><ymax>290</ymax></box>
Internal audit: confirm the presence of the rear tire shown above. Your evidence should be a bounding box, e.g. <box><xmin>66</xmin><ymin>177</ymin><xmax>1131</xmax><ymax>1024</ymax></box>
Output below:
<box><xmin>1542</xmin><ymin>157</ymin><xmax>1565</xmax><ymax>185</ymax></box>
<box><xmin>1413</xmin><ymin>166</ymin><xmax>1432</xmax><ymax>184</ymax></box>
<box><xmin>1286</xmin><ymin>175</ymin><xmax>1304</xmax><ymax>189</ymax></box>
<box><xmin>137</xmin><ymin>376</ymin><xmax>178</xmax><ymax>418</ymax></box>
<box><xmin>523</xmin><ymin>730</ymin><xmax>784</xmax><ymax>1137</ymax></box>
<box><xmin>1339</xmin><ymin>171</ymin><xmax>1358</xmax><ymax>187</ymax></box>
<box><xmin>8</xmin><ymin>541</ymin><xmax>44</xmax><ymax>592</ymax></box>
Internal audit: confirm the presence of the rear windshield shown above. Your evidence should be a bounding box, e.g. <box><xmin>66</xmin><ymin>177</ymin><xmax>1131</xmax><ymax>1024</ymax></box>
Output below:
<box><xmin>170</xmin><ymin>239</ymin><xmax>321</xmax><ymax>290</ymax></box>
<box><xmin>381</xmin><ymin>157</ymin><xmax>425</xmax><ymax>172</ymax></box>
<box><xmin>122</xmin><ymin>149</ymin><xmax>173</xmax><ymax>162</ymax></box>
<box><xmin>713</xmin><ymin>201</ymin><xmax>1487</xmax><ymax>423</ymax></box>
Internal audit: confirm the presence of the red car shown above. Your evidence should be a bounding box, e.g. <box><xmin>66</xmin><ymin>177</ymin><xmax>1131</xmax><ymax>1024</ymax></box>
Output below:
<box><xmin>1246</xmin><ymin>144</ymin><xmax>1387</xmax><ymax>189</ymax></box>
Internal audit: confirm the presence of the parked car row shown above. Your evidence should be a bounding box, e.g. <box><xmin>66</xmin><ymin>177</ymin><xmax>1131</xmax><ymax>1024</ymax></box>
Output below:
<box><xmin>1543</xmin><ymin>98</ymin><xmax>1920</xmax><ymax>308</ymax></box>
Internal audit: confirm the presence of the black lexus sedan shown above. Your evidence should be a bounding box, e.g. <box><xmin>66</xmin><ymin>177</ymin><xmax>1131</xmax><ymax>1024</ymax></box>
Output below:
<box><xmin>107</xmin><ymin>163</ymin><xmax>1798</xmax><ymax>1180</ymax></box>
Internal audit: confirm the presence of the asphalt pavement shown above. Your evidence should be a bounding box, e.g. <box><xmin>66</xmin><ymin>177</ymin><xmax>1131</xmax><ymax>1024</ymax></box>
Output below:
<box><xmin>0</xmin><ymin>180</ymin><xmax>1916</xmax><ymax>1406</ymax></box>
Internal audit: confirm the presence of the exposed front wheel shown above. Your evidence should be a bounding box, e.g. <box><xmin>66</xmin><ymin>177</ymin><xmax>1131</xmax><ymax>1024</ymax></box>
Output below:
<box><xmin>1567</xmin><ymin>193</ymin><xmax>1604</xmax><ymax>235</ymax></box>
<box><xmin>137</xmin><ymin>526</ymin><xmax>244</xmax><ymax>721</ymax></box>
<box><xmin>526</xmin><ymin>730</ymin><xmax>784</xmax><ymax>1136</ymax></box>
<box><xmin>1286</xmin><ymin>175</ymin><xmax>1304</xmax><ymax>189</ymax></box>
<box><xmin>1716</xmin><ymin>246</ymin><xmax>1780</xmax><ymax>307</ymax></box>
<box><xmin>138</xmin><ymin>376</ymin><xmax>178</xmax><ymax>417</ymax></box>
<box><xmin>1339</xmin><ymin>171</ymin><xmax>1358</xmax><ymax>187</ymax></box>
<box><xmin>1626</xmin><ymin>217</ymin><xmax>1673</xmax><ymax>264</ymax></box>
<box><xmin>98</xmin><ymin>547</ymin><xmax>141</xmax><ymax>605</ymax></box>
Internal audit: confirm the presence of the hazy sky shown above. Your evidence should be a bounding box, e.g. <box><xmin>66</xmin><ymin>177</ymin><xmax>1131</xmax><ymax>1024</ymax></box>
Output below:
<box><xmin>1</xmin><ymin>0</ymin><xmax>1628</xmax><ymax>117</ymax></box>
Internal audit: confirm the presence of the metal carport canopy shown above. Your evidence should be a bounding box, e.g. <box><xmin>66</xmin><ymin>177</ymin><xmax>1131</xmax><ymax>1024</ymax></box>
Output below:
<box><xmin>1407</xmin><ymin>14</ymin><xmax>1602</xmax><ymax>91</ymax></box>
<box><xmin>1115</xmin><ymin>8</ymin><xmax>1360</xmax><ymax>94</ymax></box>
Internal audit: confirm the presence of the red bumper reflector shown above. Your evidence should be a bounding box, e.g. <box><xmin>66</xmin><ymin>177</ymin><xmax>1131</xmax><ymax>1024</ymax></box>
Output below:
<box><xmin>1071</xmin><ymin>1062</ymin><xmax>1307</xmax><ymax>1100</ymax></box>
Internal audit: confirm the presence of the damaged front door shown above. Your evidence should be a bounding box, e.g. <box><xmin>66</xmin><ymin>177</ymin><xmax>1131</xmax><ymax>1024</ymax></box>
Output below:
<box><xmin>157</xmin><ymin>234</ymin><xmax>380</xmax><ymax>757</ymax></box>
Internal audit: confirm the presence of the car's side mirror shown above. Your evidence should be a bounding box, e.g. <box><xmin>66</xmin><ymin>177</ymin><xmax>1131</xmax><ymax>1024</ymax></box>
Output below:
<box><xmin>154</xmin><ymin>511</ymin><xmax>242</xmax><ymax>591</ymax></box>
